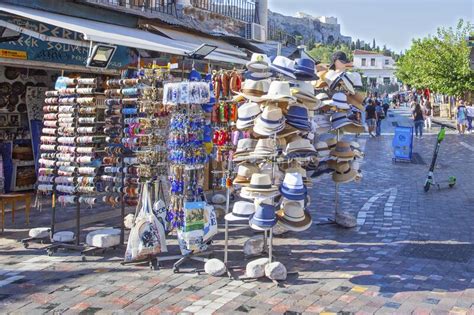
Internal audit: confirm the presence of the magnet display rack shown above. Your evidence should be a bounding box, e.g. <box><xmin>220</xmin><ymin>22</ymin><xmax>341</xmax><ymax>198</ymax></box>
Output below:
<box><xmin>36</xmin><ymin>77</ymin><xmax>113</xmax><ymax>255</ymax></box>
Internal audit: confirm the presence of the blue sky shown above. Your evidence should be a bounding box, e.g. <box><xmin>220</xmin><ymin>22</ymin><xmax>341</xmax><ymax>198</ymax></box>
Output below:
<box><xmin>268</xmin><ymin>0</ymin><xmax>473</xmax><ymax>52</ymax></box>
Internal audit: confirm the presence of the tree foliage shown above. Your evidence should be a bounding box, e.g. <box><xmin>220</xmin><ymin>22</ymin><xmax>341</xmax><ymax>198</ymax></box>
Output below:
<box><xmin>307</xmin><ymin>43</ymin><xmax>353</xmax><ymax>64</ymax></box>
<box><xmin>396</xmin><ymin>19</ymin><xmax>474</xmax><ymax>97</ymax></box>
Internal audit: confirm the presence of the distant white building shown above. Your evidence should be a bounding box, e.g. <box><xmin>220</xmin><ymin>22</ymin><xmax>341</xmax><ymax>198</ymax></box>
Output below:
<box><xmin>352</xmin><ymin>50</ymin><xmax>397</xmax><ymax>88</ymax></box>
<box><xmin>295</xmin><ymin>12</ymin><xmax>338</xmax><ymax>25</ymax></box>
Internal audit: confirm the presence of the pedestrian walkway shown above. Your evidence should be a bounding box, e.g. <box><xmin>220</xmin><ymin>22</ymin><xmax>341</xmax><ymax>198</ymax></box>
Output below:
<box><xmin>0</xmin><ymin>110</ymin><xmax>473</xmax><ymax>314</ymax></box>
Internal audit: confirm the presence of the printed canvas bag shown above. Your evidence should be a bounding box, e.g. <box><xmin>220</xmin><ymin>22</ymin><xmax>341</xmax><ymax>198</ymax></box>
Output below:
<box><xmin>124</xmin><ymin>184</ymin><xmax>167</xmax><ymax>262</ymax></box>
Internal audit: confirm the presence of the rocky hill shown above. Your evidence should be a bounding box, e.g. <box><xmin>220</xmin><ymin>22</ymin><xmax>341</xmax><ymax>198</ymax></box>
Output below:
<box><xmin>268</xmin><ymin>10</ymin><xmax>351</xmax><ymax>45</ymax></box>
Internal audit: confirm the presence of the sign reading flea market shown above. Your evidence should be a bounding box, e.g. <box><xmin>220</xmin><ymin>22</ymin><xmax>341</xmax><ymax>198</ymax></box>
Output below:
<box><xmin>0</xmin><ymin>13</ymin><xmax>136</xmax><ymax>69</ymax></box>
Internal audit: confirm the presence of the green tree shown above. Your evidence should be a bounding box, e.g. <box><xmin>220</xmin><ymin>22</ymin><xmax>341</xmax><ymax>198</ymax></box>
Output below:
<box><xmin>355</xmin><ymin>39</ymin><xmax>361</xmax><ymax>49</ymax></box>
<box><xmin>396</xmin><ymin>19</ymin><xmax>474</xmax><ymax>97</ymax></box>
<box><xmin>307</xmin><ymin>43</ymin><xmax>353</xmax><ymax>64</ymax></box>
<box><xmin>372</xmin><ymin>38</ymin><xmax>376</xmax><ymax>49</ymax></box>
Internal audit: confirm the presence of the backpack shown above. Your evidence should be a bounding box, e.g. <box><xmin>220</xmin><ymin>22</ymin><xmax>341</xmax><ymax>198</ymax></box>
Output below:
<box><xmin>376</xmin><ymin>105</ymin><xmax>385</xmax><ymax>119</ymax></box>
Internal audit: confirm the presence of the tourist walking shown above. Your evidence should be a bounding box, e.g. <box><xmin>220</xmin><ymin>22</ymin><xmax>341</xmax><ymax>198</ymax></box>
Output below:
<box><xmin>424</xmin><ymin>97</ymin><xmax>433</xmax><ymax>129</ymax></box>
<box><xmin>382</xmin><ymin>94</ymin><xmax>390</xmax><ymax>117</ymax></box>
<box><xmin>455</xmin><ymin>101</ymin><xmax>468</xmax><ymax>134</ymax></box>
<box><xmin>412</xmin><ymin>103</ymin><xmax>425</xmax><ymax>139</ymax></box>
<box><xmin>375</xmin><ymin>100</ymin><xmax>385</xmax><ymax>136</ymax></box>
<box><xmin>365</xmin><ymin>99</ymin><xmax>377</xmax><ymax>137</ymax></box>
<box><xmin>466</xmin><ymin>102</ymin><xmax>474</xmax><ymax>133</ymax></box>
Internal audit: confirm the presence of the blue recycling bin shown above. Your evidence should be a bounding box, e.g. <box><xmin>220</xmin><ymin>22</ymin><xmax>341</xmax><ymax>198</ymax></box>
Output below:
<box><xmin>392</xmin><ymin>126</ymin><xmax>413</xmax><ymax>162</ymax></box>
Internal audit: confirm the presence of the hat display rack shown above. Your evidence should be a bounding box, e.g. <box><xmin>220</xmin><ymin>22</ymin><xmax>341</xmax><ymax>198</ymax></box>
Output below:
<box><xmin>37</xmin><ymin>76</ymin><xmax>112</xmax><ymax>255</ymax></box>
<box><xmin>159</xmin><ymin>79</ymin><xmax>217</xmax><ymax>272</ymax></box>
<box><xmin>223</xmin><ymin>54</ymin><xmax>321</xmax><ymax>280</ymax></box>
<box><xmin>313</xmin><ymin>52</ymin><xmax>365</xmax><ymax>227</ymax></box>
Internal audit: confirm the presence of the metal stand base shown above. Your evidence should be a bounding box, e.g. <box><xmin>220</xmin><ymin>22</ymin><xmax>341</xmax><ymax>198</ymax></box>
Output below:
<box><xmin>80</xmin><ymin>245</ymin><xmax>120</xmax><ymax>262</ymax></box>
<box><xmin>44</xmin><ymin>241</ymin><xmax>85</xmax><ymax>256</ymax></box>
<box><xmin>316</xmin><ymin>217</ymin><xmax>337</xmax><ymax>226</ymax></box>
<box><xmin>170</xmin><ymin>250</ymin><xmax>214</xmax><ymax>273</ymax></box>
<box><xmin>121</xmin><ymin>256</ymin><xmax>160</xmax><ymax>270</ymax></box>
<box><xmin>21</xmin><ymin>236</ymin><xmax>50</xmax><ymax>249</ymax></box>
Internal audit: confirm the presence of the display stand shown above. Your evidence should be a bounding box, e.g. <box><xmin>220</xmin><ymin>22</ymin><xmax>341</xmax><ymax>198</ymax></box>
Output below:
<box><xmin>317</xmin><ymin>129</ymin><xmax>341</xmax><ymax>226</ymax></box>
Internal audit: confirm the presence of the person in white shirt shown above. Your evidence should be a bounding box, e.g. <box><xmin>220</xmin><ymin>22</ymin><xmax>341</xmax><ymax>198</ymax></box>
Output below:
<box><xmin>423</xmin><ymin>98</ymin><xmax>433</xmax><ymax>129</ymax></box>
<box><xmin>466</xmin><ymin>103</ymin><xmax>474</xmax><ymax>133</ymax></box>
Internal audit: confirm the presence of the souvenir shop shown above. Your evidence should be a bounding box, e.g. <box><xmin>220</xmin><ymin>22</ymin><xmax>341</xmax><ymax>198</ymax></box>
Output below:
<box><xmin>0</xmin><ymin>5</ymin><xmax>366</xmax><ymax>281</ymax></box>
<box><xmin>18</xmin><ymin>48</ymin><xmax>365</xmax><ymax>280</ymax></box>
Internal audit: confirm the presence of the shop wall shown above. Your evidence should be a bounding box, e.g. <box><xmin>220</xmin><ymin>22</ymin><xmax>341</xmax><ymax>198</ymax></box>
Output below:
<box><xmin>0</xmin><ymin>65</ymin><xmax>57</xmax><ymax>192</ymax></box>
<box><xmin>0</xmin><ymin>12</ymin><xmax>138</xmax><ymax>71</ymax></box>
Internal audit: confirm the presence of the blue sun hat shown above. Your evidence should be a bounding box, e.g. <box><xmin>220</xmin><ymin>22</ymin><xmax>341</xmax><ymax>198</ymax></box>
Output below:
<box><xmin>285</xmin><ymin>105</ymin><xmax>312</xmax><ymax>131</ymax></box>
<box><xmin>279</xmin><ymin>172</ymin><xmax>307</xmax><ymax>201</ymax></box>
<box><xmin>270</xmin><ymin>56</ymin><xmax>296</xmax><ymax>79</ymax></box>
<box><xmin>249</xmin><ymin>201</ymin><xmax>277</xmax><ymax>230</ymax></box>
<box><xmin>294</xmin><ymin>58</ymin><xmax>318</xmax><ymax>81</ymax></box>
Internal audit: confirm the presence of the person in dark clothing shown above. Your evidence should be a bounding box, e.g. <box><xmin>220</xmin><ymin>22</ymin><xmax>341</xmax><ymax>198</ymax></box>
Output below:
<box><xmin>365</xmin><ymin>99</ymin><xmax>377</xmax><ymax>137</ymax></box>
<box><xmin>413</xmin><ymin>103</ymin><xmax>425</xmax><ymax>138</ymax></box>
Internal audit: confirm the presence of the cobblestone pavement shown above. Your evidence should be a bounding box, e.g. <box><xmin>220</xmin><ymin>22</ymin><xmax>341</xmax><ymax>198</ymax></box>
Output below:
<box><xmin>1</xmin><ymin>109</ymin><xmax>473</xmax><ymax>314</ymax></box>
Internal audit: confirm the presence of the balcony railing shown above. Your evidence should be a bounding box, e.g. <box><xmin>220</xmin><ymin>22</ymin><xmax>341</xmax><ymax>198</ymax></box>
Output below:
<box><xmin>83</xmin><ymin>0</ymin><xmax>177</xmax><ymax>16</ymax></box>
<box><xmin>190</xmin><ymin>0</ymin><xmax>258</xmax><ymax>24</ymax></box>
<box><xmin>267</xmin><ymin>22</ymin><xmax>297</xmax><ymax>46</ymax></box>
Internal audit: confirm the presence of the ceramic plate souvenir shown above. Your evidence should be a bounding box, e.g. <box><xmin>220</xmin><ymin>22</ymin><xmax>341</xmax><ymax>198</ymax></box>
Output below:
<box><xmin>11</xmin><ymin>82</ymin><xmax>25</xmax><ymax>95</ymax></box>
<box><xmin>0</xmin><ymin>82</ymin><xmax>12</xmax><ymax>96</ymax></box>
<box><xmin>4</xmin><ymin>67</ymin><xmax>20</xmax><ymax>80</ymax></box>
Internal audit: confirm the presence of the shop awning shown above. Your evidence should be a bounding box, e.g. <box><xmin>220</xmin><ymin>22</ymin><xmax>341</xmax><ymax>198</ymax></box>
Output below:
<box><xmin>146</xmin><ymin>25</ymin><xmax>247</xmax><ymax>58</ymax></box>
<box><xmin>0</xmin><ymin>3</ymin><xmax>247</xmax><ymax>65</ymax></box>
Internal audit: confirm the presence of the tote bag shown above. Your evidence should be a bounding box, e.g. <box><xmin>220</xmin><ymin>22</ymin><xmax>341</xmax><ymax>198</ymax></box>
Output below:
<box><xmin>124</xmin><ymin>183</ymin><xmax>167</xmax><ymax>262</ymax></box>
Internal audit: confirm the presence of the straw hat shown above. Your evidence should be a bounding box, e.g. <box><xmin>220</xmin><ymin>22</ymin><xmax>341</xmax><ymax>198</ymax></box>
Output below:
<box><xmin>253</xmin><ymin>105</ymin><xmax>286</xmax><ymax>136</ymax></box>
<box><xmin>315</xmin><ymin>141</ymin><xmax>330</xmax><ymax>157</ymax></box>
<box><xmin>250</xmin><ymin>138</ymin><xmax>278</xmax><ymax>157</ymax></box>
<box><xmin>242</xmin><ymin>173</ymin><xmax>278</xmax><ymax>192</ymax></box>
<box><xmin>236</xmin><ymin>102</ymin><xmax>262</xmax><ymax>130</ymax></box>
<box><xmin>233</xmin><ymin>163</ymin><xmax>260</xmax><ymax>186</ymax></box>
<box><xmin>346</xmin><ymin>92</ymin><xmax>365</xmax><ymax>111</ymax></box>
<box><xmin>233</xmin><ymin>138</ymin><xmax>257</xmax><ymax>159</ymax></box>
<box><xmin>246</xmin><ymin>53</ymin><xmax>272</xmax><ymax>72</ymax></box>
<box><xmin>330</xmin><ymin>141</ymin><xmax>355</xmax><ymax>159</ymax></box>
<box><xmin>330</xmin><ymin>112</ymin><xmax>355</xmax><ymax>130</ymax></box>
<box><xmin>280</xmin><ymin>172</ymin><xmax>307</xmax><ymax>201</ymax></box>
<box><xmin>331</xmin><ymin>92</ymin><xmax>351</xmax><ymax>110</ymax></box>
<box><xmin>344</xmin><ymin>72</ymin><xmax>363</xmax><ymax>88</ymax></box>
<box><xmin>341</xmin><ymin>123</ymin><xmax>365</xmax><ymax>134</ymax></box>
<box><xmin>332</xmin><ymin>161</ymin><xmax>357</xmax><ymax>183</ymax></box>
<box><xmin>225</xmin><ymin>201</ymin><xmax>255</xmax><ymax>221</ymax></box>
<box><xmin>314</xmin><ymin>70</ymin><xmax>329</xmax><ymax>88</ymax></box>
<box><xmin>285</xmin><ymin>166</ymin><xmax>313</xmax><ymax>187</ymax></box>
<box><xmin>261</xmin><ymin>81</ymin><xmax>296</xmax><ymax>101</ymax></box>
<box><xmin>270</xmin><ymin>56</ymin><xmax>296</xmax><ymax>79</ymax></box>
<box><xmin>277</xmin><ymin>201</ymin><xmax>312</xmax><ymax>232</ymax></box>
<box><xmin>284</xmin><ymin>137</ymin><xmax>317</xmax><ymax>157</ymax></box>
<box><xmin>233</xmin><ymin>79</ymin><xmax>270</xmax><ymax>103</ymax></box>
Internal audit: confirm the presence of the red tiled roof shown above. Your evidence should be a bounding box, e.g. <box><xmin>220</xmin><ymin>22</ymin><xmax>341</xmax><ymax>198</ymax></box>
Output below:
<box><xmin>353</xmin><ymin>49</ymin><xmax>380</xmax><ymax>55</ymax></box>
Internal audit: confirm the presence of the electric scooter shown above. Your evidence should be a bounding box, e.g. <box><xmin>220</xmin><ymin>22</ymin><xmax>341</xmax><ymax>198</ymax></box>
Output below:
<box><xmin>424</xmin><ymin>127</ymin><xmax>456</xmax><ymax>192</ymax></box>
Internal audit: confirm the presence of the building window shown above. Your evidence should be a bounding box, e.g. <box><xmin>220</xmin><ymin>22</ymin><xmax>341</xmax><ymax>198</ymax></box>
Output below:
<box><xmin>383</xmin><ymin>77</ymin><xmax>391</xmax><ymax>85</ymax></box>
<box><xmin>369</xmin><ymin>77</ymin><xmax>377</xmax><ymax>87</ymax></box>
<box><xmin>385</xmin><ymin>59</ymin><xmax>389</xmax><ymax>65</ymax></box>
<box><xmin>361</xmin><ymin>58</ymin><xmax>366</xmax><ymax>66</ymax></box>
<box><xmin>370</xmin><ymin>58</ymin><xmax>376</xmax><ymax>66</ymax></box>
